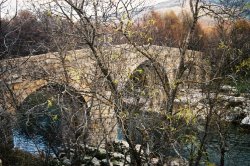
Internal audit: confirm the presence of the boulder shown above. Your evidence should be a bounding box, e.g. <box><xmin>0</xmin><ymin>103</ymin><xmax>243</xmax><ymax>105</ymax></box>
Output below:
<box><xmin>101</xmin><ymin>159</ymin><xmax>109</xmax><ymax>165</ymax></box>
<box><xmin>151</xmin><ymin>158</ymin><xmax>160</xmax><ymax>164</ymax></box>
<box><xmin>112</xmin><ymin>152</ymin><xmax>124</xmax><ymax>159</ymax></box>
<box><xmin>112</xmin><ymin>160</ymin><xmax>124</xmax><ymax>166</ymax></box>
<box><xmin>114</xmin><ymin>140</ymin><xmax>129</xmax><ymax>149</ymax></box>
<box><xmin>135</xmin><ymin>144</ymin><xmax>143</xmax><ymax>154</ymax></box>
<box><xmin>62</xmin><ymin>158</ymin><xmax>71</xmax><ymax>165</ymax></box>
<box><xmin>221</xmin><ymin>85</ymin><xmax>238</xmax><ymax>93</ymax></box>
<box><xmin>166</xmin><ymin>157</ymin><xmax>189</xmax><ymax>166</ymax></box>
<box><xmin>112</xmin><ymin>140</ymin><xmax>129</xmax><ymax>153</ymax></box>
<box><xmin>241</xmin><ymin>116</ymin><xmax>250</xmax><ymax>125</ymax></box>
<box><xmin>91</xmin><ymin>157</ymin><xmax>101</xmax><ymax>166</ymax></box>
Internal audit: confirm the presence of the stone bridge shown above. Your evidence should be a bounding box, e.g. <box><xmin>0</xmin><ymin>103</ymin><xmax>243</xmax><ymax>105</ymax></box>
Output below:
<box><xmin>0</xmin><ymin>45</ymin><xmax>207</xmax><ymax>147</ymax></box>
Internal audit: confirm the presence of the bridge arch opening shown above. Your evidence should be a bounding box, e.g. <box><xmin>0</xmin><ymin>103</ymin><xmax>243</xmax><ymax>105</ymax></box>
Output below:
<box><xmin>15</xmin><ymin>83</ymin><xmax>88</xmax><ymax>151</ymax></box>
<box><xmin>121</xmin><ymin>60</ymin><xmax>169</xmax><ymax>145</ymax></box>
<box><xmin>122</xmin><ymin>60</ymin><xmax>168</xmax><ymax>111</ymax></box>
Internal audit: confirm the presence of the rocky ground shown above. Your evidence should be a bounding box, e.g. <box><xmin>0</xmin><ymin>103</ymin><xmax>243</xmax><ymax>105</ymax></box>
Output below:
<box><xmin>175</xmin><ymin>85</ymin><xmax>250</xmax><ymax>125</ymax></box>
<box><xmin>55</xmin><ymin>140</ymin><xmax>188</xmax><ymax>166</ymax></box>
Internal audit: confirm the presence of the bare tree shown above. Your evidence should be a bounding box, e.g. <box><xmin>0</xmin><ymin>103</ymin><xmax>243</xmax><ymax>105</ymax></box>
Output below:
<box><xmin>0</xmin><ymin>0</ymin><xmax>19</xmax><ymax>149</ymax></box>
<box><xmin>117</xmin><ymin>0</ymin><xmax>249</xmax><ymax>165</ymax></box>
<box><xmin>1</xmin><ymin>0</ymin><xmax>249</xmax><ymax>165</ymax></box>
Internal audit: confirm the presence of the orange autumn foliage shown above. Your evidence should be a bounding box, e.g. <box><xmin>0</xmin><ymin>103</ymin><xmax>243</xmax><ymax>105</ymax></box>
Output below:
<box><xmin>134</xmin><ymin>10</ymin><xmax>205</xmax><ymax>51</ymax></box>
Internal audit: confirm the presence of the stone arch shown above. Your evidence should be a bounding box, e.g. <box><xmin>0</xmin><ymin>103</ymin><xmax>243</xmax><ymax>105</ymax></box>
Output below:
<box><xmin>12</xmin><ymin>80</ymin><xmax>48</xmax><ymax>108</ymax></box>
<box><xmin>15</xmin><ymin>82</ymin><xmax>89</xmax><ymax>147</ymax></box>
<box><xmin>121</xmin><ymin>59</ymin><xmax>169</xmax><ymax>112</ymax></box>
<box><xmin>120</xmin><ymin>60</ymin><xmax>170</xmax><ymax>145</ymax></box>
<box><xmin>6</xmin><ymin>77</ymin><xmax>92</xmax><ymax>112</ymax></box>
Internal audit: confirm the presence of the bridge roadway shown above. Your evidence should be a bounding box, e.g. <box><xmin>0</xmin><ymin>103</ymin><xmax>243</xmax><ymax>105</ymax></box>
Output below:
<box><xmin>0</xmin><ymin>45</ymin><xmax>207</xmax><ymax>146</ymax></box>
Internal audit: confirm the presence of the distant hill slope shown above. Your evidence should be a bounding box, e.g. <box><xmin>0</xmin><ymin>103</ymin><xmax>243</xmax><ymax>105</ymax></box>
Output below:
<box><xmin>136</xmin><ymin>0</ymin><xmax>249</xmax><ymax>25</ymax></box>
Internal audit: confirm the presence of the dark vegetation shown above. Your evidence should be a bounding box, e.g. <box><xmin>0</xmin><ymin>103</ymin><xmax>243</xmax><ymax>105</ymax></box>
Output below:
<box><xmin>0</xmin><ymin>145</ymin><xmax>45</xmax><ymax>166</ymax></box>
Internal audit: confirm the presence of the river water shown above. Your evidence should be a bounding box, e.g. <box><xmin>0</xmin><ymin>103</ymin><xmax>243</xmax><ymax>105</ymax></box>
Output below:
<box><xmin>206</xmin><ymin>124</ymin><xmax>250</xmax><ymax>166</ymax></box>
<box><xmin>13</xmin><ymin>130</ymin><xmax>47</xmax><ymax>154</ymax></box>
<box><xmin>14</xmin><ymin>124</ymin><xmax>250</xmax><ymax>165</ymax></box>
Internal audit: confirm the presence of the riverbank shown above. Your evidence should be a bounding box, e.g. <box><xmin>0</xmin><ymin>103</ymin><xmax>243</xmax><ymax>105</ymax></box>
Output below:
<box><xmin>8</xmin><ymin>122</ymin><xmax>250</xmax><ymax>166</ymax></box>
<box><xmin>3</xmin><ymin>85</ymin><xmax>250</xmax><ymax>165</ymax></box>
<box><xmin>175</xmin><ymin>86</ymin><xmax>250</xmax><ymax>125</ymax></box>
<box><xmin>0</xmin><ymin>145</ymin><xmax>44</xmax><ymax>166</ymax></box>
